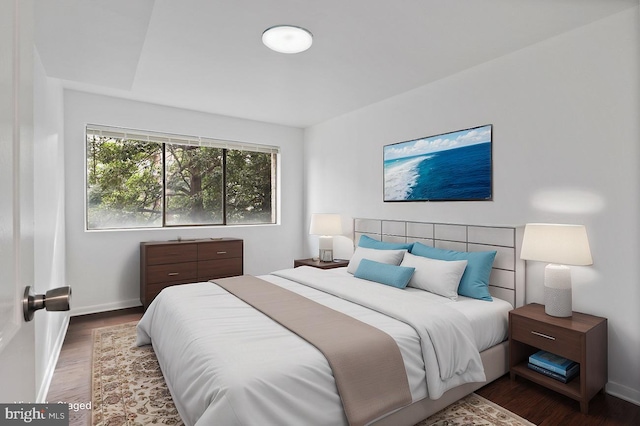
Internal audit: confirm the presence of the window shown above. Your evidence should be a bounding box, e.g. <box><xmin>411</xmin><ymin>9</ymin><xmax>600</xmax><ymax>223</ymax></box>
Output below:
<box><xmin>86</xmin><ymin>125</ymin><xmax>278</xmax><ymax>230</ymax></box>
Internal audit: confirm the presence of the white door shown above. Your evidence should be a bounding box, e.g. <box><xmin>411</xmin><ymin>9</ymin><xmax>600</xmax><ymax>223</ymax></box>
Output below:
<box><xmin>0</xmin><ymin>0</ymin><xmax>36</xmax><ymax>403</ymax></box>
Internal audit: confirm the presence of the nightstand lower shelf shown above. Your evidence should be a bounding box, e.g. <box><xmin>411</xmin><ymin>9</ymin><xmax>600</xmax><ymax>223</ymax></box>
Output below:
<box><xmin>511</xmin><ymin>363</ymin><xmax>581</xmax><ymax>401</ymax></box>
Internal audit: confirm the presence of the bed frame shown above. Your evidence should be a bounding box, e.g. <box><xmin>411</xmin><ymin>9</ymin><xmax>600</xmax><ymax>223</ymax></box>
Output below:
<box><xmin>352</xmin><ymin>218</ymin><xmax>525</xmax><ymax>426</ymax></box>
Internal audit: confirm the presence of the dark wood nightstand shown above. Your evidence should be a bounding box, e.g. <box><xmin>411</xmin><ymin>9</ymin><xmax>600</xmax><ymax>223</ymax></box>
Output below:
<box><xmin>509</xmin><ymin>303</ymin><xmax>607</xmax><ymax>414</ymax></box>
<box><xmin>294</xmin><ymin>258</ymin><xmax>349</xmax><ymax>269</ymax></box>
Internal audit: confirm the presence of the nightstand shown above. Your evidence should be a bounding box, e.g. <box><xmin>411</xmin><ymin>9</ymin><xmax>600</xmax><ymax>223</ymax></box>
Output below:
<box><xmin>294</xmin><ymin>258</ymin><xmax>349</xmax><ymax>269</ymax></box>
<box><xmin>509</xmin><ymin>303</ymin><xmax>607</xmax><ymax>414</ymax></box>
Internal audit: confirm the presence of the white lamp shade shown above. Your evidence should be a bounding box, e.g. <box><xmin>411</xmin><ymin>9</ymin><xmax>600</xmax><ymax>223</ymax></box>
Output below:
<box><xmin>520</xmin><ymin>223</ymin><xmax>593</xmax><ymax>266</ymax></box>
<box><xmin>309</xmin><ymin>214</ymin><xmax>343</xmax><ymax>236</ymax></box>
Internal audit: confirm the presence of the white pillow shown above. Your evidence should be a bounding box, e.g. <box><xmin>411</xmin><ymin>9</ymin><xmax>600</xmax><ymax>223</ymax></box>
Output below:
<box><xmin>346</xmin><ymin>247</ymin><xmax>407</xmax><ymax>274</ymax></box>
<box><xmin>400</xmin><ymin>252</ymin><xmax>468</xmax><ymax>300</ymax></box>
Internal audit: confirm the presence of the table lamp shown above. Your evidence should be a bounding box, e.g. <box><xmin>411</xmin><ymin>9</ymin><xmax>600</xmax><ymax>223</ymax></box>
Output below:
<box><xmin>520</xmin><ymin>223</ymin><xmax>593</xmax><ymax>317</ymax></box>
<box><xmin>309</xmin><ymin>214</ymin><xmax>343</xmax><ymax>262</ymax></box>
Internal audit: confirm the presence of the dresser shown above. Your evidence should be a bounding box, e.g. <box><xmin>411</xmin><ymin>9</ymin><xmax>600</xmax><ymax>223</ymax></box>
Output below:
<box><xmin>140</xmin><ymin>238</ymin><xmax>243</xmax><ymax>308</ymax></box>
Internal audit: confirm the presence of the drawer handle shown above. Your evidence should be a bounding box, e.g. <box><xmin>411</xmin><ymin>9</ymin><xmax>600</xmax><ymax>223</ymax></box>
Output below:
<box><xmin>167</xmin><ymin>272</ymin><xmax>179</xmax><ymax>276</ymax></box>
<box><xmin>531</xmin><ymin>331</ymin><xmax>555</xmax><ymax>340</ymax></box>
<box><xmin>217</xmin><ymin>251</ymin><xmax>227</xmax><ymax>254</ymax></box>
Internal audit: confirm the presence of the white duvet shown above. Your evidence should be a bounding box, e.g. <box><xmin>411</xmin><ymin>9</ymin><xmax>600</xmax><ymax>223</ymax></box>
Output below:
<box><xmin>136</xmin><ymin>266</ymin><xmax>509</xmax><ymax>426</ymax></box>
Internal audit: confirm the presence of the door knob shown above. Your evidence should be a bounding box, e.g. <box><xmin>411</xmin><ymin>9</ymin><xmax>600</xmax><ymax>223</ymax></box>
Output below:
<box><xmin>23</xmin><ymin>286</ymin><xmax>72</xmax><ymax>322</ymax></box>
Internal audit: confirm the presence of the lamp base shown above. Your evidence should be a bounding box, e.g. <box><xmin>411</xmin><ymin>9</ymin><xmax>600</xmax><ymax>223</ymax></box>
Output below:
<box><xmin>544</xmin><ymin>264</ymin><xmax>572</xmax><ymax>317</ymax></box>
<box><xmin>319</xmin><ymin>248</ymin><xmax>334</xmax><ymax>262</ymax></box>
<box><xmin>544</xmin><ymin>286</ymin><xmax>572</xmax><ymax>317</ymax></box>
<box><xmin>318</xmin><ymin>236</ymin><xmax>334</xmax><ymax>262</ymax></box>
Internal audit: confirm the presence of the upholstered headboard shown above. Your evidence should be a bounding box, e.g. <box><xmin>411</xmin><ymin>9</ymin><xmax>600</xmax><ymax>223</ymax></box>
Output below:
<box><xmin>353</xmin><ymin>218</ymin><xmax>525</xmax><ymax>308</ymax></box>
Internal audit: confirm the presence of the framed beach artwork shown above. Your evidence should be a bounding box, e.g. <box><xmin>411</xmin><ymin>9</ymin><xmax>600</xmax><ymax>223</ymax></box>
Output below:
<box><xmin>383</xmin><ymin>124</ymin><xmax>492</xmax><ymax>202</ymax></box>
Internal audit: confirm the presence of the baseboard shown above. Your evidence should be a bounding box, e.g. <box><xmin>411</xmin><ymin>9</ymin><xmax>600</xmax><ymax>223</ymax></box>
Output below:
<box><xmin>607</xmin><ymin>381</ymin><xmax>640</xmax><ymax>407</ymax></box>
<box><xmin>36</xmin><ymin>314</ymin><xmax>70</xmax><ymax>403</ymax></box>
<box><xmin>70</xmin><ymin>298</ymin><xmax>142</xmax><ymax>317</ymax></box>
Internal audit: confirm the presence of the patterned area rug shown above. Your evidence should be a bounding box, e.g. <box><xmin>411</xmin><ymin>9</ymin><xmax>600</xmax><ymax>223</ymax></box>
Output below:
<box><xmin>92</xmin><ymin>322</ymin><xmax>183</xmax><ymax>425</ymax></box>
<box><xmin>92</xmin><ymin>322</ymin><xmax>534</xmax><ymax>426</ymax></box>
<box><xmin>415</xmin><ymin>393</ymin><xmax>535</xmax><ymax>426</ymax></box>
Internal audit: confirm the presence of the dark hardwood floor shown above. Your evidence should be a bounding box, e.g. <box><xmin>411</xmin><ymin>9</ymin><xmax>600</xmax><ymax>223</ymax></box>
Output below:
<box><xmin>48</xmin><ymin>308</ymin><xmax>640</xmax><ymax>426</ymax></box>
<box><xmin>476</xmin><ymin>375</ymin><xmax>639</xmax><ymax>426</ymax></box>
<box><xmin>47</xmin><ymin>307</ymin><xmax>144</xmax><ymax>426</ymax></box>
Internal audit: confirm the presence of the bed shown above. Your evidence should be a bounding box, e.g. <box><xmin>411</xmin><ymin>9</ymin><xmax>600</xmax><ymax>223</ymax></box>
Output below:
<box><xmin>137</xmin><ymin>219</ymin><xmax>525</xmax><ymax>426</ymax></box>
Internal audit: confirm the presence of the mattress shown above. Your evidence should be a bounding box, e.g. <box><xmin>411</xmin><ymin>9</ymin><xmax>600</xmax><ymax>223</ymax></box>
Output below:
<box><xmin>136</xmin><ymin>267</ymin><xmax>512</xmax><ymax>426</ymax></box>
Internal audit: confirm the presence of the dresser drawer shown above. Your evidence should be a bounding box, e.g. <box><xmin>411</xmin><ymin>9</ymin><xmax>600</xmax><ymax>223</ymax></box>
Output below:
<box><xmin>198</xmin><ymin>240</ymin><xmax>243</xmax><ymax>260</ymax></box>
<box><xmin>146</xmin><ymin>243</ymin><xmax>198</xmax><ymax>265</ymax></box>
<box><xmin>510</xmin><ymin>314</ymin><xmax>582</xmax><ymax>361</ymax></box>
<box><xmin>147</xmin><ymin>261</ymin><xmax>198</xmax><ymax>284</ymax></box>
<box><xmin>198</xmin><ymin>258</ymin><xmax>243</xmax><ymax>281</ymax></box>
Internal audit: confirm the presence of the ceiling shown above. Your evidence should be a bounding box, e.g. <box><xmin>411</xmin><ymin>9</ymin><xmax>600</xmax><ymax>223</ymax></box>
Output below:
<box><xmin>35</xmin><ymin>0</ymin><xmax>637</xmax><ymax>128</ymax></box>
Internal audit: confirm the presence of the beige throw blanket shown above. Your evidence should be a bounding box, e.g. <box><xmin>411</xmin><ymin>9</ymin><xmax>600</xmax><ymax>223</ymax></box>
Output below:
<box><xmin>213</xmin><ymin>275</ymin><xmax>412</xmax><ymax>426</ymax></box>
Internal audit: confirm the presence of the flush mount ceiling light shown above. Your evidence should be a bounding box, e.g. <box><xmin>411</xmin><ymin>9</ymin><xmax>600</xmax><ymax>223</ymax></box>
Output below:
<box><xmin>262</xmin><ymin>25</ymin><xmax>313</xmax><ymax>54</ymax></box>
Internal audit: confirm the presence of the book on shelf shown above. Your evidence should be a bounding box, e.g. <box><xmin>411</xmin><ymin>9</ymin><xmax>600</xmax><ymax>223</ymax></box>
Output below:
<box><xmin>527</xmin><ymin>362</ymin><xmax>579</xmax><ymax>383</ymax></box>
<box><xmin>528</xmin><ymin>350</ymin><xmax>579</xmax><ymax>376</ymax></box>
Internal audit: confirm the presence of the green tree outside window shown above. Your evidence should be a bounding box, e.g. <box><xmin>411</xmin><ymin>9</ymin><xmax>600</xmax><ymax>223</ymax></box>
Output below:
<box><xmin>86</xmin><ymin>129</ymin><xmax>277</xmax><ymax>230</ymax></box>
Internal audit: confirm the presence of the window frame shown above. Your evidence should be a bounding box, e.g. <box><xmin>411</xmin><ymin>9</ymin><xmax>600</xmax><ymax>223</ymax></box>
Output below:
<box><xmin>85</xmin><ymin>124</ymin><xmax>280</xmax><ymax>231</ymax></box>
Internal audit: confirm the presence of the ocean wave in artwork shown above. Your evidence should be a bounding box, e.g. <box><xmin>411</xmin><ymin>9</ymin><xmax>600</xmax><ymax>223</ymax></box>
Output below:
<box><xmin>384</xmin><ymin>155</ymin><xmax>433</xmax><ymax>201</ymax></box>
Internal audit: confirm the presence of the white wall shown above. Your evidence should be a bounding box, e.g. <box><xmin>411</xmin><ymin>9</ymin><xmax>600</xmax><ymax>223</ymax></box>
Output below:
<box><xmin>64</xmin><ymin>91</ymin><xmax>305</xmax><ymax>315</ymax></box>
<box><xmin>304</xmin><ymin>9</ymin><xmax>640</xmax><ymax>404</ymax></box>
<box><xmin>33</xmin><ymin>50</ymin><xmax>68</xmax><ymax>401</ymax></box>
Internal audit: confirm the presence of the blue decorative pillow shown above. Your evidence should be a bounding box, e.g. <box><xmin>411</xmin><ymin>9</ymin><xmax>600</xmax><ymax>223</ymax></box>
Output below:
<box><xmin>354</xmin><ymin>258</ymin><xmax>415</xmax><ymax>289</ymax></box>
<box><xmin>358</xmin><ymin>234</ymin><xmax>414</xmax><ymax>251</ymax></box>
<box><xmin>410</xmin><ymin>242</ymin><xmax>496</xmax><ymax>301</ymax></box>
